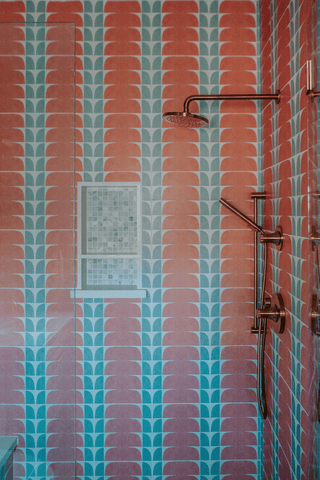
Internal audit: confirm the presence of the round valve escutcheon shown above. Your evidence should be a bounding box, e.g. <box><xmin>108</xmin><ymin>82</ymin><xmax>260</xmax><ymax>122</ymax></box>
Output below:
<box><xmin>271</xmin><ymin>293</ymin><xmax>286</xmax><ymax>334</ymax></box>
<box><xmin>257</xmin><ymin>293</ymin><xmax>286</xmax><ymax>334</ymax></box>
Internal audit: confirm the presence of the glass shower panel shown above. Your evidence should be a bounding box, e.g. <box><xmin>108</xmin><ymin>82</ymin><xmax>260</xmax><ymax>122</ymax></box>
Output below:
<box><xmin>0</xmin><ymin>22</ymin><xmax>76</xmax><ymax>479</ymax></box>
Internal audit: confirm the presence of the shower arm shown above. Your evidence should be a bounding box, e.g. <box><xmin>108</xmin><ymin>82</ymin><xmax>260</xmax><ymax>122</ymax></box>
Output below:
<box><xmin>183</xmin><ymin>91</ymin><xmax>281</xmax><ymax>113</ymax></box>
<box><xmin>219</xmin><ymin>198</ymin><xmax>283</xmax><ymax>247</ymax></box>
<box><xmin>219</xmin><ymin>197</ymin><xmax>263</xmax><ymax>233</ymax></box>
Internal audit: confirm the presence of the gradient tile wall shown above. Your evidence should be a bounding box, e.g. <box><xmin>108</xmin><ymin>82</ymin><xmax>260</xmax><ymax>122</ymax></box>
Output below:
<box><xmin>306</xmin><ymin>0</ymin><xmax>320</xmax><ymax>476</ymax></box>
<box><xmin>0</xmin><ymin>1</ymin><xmax>294</xmax><ymax>479</ymax></box>
<box><xmin>260</xmin><ymin>0</ymin><xmax>318</xmax><ymax>478</ymax></box>
<box><xmin>0</xmin><ymin>11</ymin><xmax>76</xmax><ymax>480</ymax></box>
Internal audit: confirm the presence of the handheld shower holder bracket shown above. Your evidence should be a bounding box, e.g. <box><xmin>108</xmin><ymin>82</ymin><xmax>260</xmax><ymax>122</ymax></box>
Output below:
<box><xmin>259</xmin><ymin>225</ymin><xmax>283</xmax><ymax>251</ymax></box>
<box><xmin>251</xmin><ymin>296</ymin><xmax>271</xmax><ymax>334</ymax></box>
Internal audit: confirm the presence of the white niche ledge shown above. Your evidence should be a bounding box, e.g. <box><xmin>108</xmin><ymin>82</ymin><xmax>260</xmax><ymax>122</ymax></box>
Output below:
<box><xmin>71</xmin><ymin>289</ymin><xmax>147</xmax><ymax>299</ymax></box>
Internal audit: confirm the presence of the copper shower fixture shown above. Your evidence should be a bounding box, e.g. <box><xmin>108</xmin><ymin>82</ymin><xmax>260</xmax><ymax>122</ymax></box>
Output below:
<box><xmin>163</xmin><ymin>91</ymin><xmax>281</xmax><ymax>127</ymax></box>
<box><xmin>219</xmin><ymin>197</ymin><xmax>283</xmax><ymax>250</ymax></box>
<box><xmin>219</xmin><ymin>195</ymin><xmax>285</xmax><ymax>420</ymax></box>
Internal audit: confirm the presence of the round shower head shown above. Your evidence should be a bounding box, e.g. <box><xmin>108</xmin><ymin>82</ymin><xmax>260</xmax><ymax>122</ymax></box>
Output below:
<box><xmin>163</xmin><ymin>111</ymin><xmax>209</xmax><ymax>128</ymax></box>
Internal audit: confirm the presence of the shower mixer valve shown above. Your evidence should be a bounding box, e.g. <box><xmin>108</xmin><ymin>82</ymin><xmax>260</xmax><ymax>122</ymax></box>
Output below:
<box><xmin>257</xmin><ymin>293</ymin><xmax>286</xmax><ymax>334</ymax></box>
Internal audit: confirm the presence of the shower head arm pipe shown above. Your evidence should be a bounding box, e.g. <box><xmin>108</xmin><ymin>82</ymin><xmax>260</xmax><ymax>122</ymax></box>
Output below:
<box><xmin>219</xmin><ymin>198</ymin><xmax>284</xmax><ymax>248</ymax></box>
<box><xmin>183</xmin><ymin>91</ymin><xmax>281</xmax><ymax>113</ymax></box>
<box><xmin>219</xmin><ymin>198</ymin><xmax>264</xmax><ymax>234</ymax></box>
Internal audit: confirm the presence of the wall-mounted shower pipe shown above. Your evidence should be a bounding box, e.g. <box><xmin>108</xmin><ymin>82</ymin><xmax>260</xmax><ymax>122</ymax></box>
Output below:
<box><xmin>163</xmin><ymin>91</ymin><xmax>281</xmax><ymax>128</ymax></box>
<box><xmin>219</xmin><ymin>198</ymin><xmax>264</xmax><ymax>233</ymax></box>
<box><xmin>220</xmin><ymin>196</ymin><xmax>286</xmax><ymax>419</ymax></box>
<box><xmin>220</xmin><ymin>194</ymin><xmax>265</xmax><ymax>332</ymax></box>
<box><xmin>219</xmin><ymin>198</ymin><xmax>283</xmax><ymax>248</ymax></box>
<box><xmin>306</xmin><ymin>60</ymin><xmax>320</xmax><ymax>101</ymax></box>
<box><xmin>183</xmin><ymin>92</ymin><xmax>281</xmax><ymax>113</ymax></box>
<box><xmin>252</xmin><ymin>192</ymin><xmax>267</xmax><ymax>333</ymax></box>
<box><xmin>219</xmin><ymin>196</ymin><xmax>283</xmax><ymax>328</ymax></box>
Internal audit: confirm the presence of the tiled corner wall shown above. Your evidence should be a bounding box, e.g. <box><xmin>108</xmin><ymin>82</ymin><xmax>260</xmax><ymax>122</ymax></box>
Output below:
<box><xmin>0</xmin><ymin>0</ymin><xmax>317</xmax><ymax>479</ymax></box>
<box><xmin>260</xmin><ymin>0</ymin><xmax>318</xmax><ymax>478</ymax></box>
<box><xmin>307</xmin><ymin>0</ymin><xmax>320</xmax><ymax>477</ymax></box>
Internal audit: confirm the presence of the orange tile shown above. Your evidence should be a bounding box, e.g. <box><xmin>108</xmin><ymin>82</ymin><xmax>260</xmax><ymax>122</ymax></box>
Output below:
<box><xmin>162</xmin><ymin>288</ymin><xmax>199</xmax><ymax>302</ymax></box>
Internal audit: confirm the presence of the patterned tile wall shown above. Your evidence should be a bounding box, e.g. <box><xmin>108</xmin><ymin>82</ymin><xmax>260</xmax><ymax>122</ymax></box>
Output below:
<box><xmin>306</xmin><ymin>0</ymin><xmax>320</xmax><ymax>475</ymax></box>
<box><xmin>260</xmin><ymin>0</ymin><xmax>318</xmax><ymax>478</ymax></box>
<box><xmin>0</xmin><ymin>9</ymin><xmax>76</xmax><ymax>479</ymax></box>
<box><xmin>219</xmin><ymin>1</ymin><xmax>262</xmax><ymax>478</ymax></box>
<box><xmin>0</xmin><ymin>0</ymin><xmax>316</xmax><ymax>479</ymax></box>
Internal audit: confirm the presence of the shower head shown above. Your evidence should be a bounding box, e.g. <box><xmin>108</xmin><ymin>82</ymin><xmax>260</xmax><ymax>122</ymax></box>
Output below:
<box><xmin>162</xmin><ymin>111</ymin><xmax>209</xmax><ymax>128</ymax></box>
<box><xmin>163</xmin><ymin>91</ymin><xmax>281</xmax><ymax>128</ymax></box>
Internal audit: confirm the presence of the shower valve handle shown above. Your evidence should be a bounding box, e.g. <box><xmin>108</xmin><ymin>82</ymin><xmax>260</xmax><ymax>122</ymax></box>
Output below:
<box><xmin>257</xmin><ymin>293</ymin><xmax>285</xmax><ymax>334</ymax></box>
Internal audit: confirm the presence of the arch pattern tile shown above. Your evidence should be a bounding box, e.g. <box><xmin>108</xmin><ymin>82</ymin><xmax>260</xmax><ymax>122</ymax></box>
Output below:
<box><xmin>261</xmin><ymin>0</ymin><xmax>318</xmax><ymax>479</ymax></box>
<box><xmin>1</xmin><ymin>1</ymin><xmax>315</xmax><ymax>480</ymax></box>
<box><xmin>219</xmin><ymin>1</ymin><xmax>260</xmax><ymax>478</ymax></box>
<box><xmin>0</xmin><ymin>17</ymin><xmax>26</xmax><ymax>480</ymax></box>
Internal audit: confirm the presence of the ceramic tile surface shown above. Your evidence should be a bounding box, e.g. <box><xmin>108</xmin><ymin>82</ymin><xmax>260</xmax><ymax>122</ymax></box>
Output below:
<box><xmin>0</xmin><ymin>1</ymin><xmax>317</xmax><ymax>480</ymax></box>
<box><xmin>261</xmin><ymin>0</ymin><xmax>318</xmax><ymax>478</ymax></box>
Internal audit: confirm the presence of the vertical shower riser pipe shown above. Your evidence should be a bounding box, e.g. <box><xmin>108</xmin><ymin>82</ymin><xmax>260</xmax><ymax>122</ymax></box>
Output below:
<box><xmin>251</xmin><ymin>191</ymin><xmax>266</xmax><ymax>334</ymax></box>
